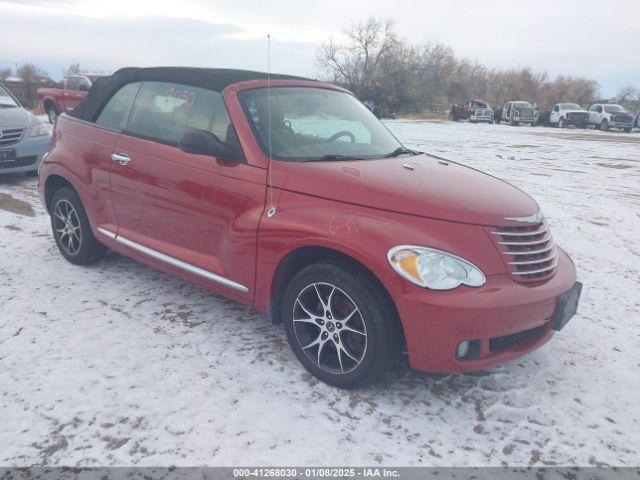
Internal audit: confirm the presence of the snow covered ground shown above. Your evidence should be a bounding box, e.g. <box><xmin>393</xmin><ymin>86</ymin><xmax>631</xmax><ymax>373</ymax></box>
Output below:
<box><xmin>0</xmin><ymin>120</ymin><xmax>639</xmax><ymax>467</ymax></box>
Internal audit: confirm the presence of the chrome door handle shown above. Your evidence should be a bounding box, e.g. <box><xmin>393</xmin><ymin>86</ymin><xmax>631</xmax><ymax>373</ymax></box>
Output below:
<box><xmin>111</xmin><ymin>153</ymin><xmax>132</xmax><ymax>166</ymax></box>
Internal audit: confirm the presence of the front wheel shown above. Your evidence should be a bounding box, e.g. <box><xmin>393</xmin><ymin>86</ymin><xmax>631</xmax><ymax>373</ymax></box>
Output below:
<box><xmin>46</xmin><ymin>107</ymin><xmax>59</xmax><ymax>124</ymax></box>
<box><xmin>623</xmin><ymin>128</ymin><xmax>632</xmax><ymax>133</ymax></box>
<box><xmin>601</xmin><ymin>119</ymin><xmax>609</xmax><ymax>131</ymax></box>
<box><xmin>50</xmin><ymin>187</ymin><xmax>107</xmax><ymax>265</ymax></box>
<box><xmin>558</xmin><ymin>118</ymin><xmax>566</xmax><ymax>128</ymax></box>
<box><xmin>282</xmin><ymin>262</ymin><xmax>401</xmax><ymax>388</ymax></box>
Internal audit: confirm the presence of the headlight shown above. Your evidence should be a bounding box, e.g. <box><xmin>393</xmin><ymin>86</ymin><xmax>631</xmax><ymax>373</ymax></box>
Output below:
<box><xmin>388</xmin><ymin>246</ymin><xmax>486</xmax><ymax>290</ymax></box>
<box><xmin>30</xmin><ymin>123</ymin><xmax>50</xmax><ymax>137</ymax></box>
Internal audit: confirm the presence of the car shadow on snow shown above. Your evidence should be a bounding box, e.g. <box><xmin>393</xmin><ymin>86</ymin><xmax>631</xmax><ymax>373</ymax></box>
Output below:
<box><xmin>92</xmin><ymin>250</ymin><xmax>508</xmax><ymax>404</ymax></box>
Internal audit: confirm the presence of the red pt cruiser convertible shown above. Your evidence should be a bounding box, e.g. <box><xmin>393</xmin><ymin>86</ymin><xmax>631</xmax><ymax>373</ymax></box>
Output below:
<box><xmin>38</xmin><ymin>67</ymin><xmax>581</xmax><ymax>388</ymax></box>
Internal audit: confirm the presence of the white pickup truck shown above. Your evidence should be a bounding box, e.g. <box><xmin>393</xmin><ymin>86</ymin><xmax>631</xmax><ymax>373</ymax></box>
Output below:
<box><xmin>549</xmin><ymin>103</ymin><xmax>589</xmax><ymax>128</ymax></box>
<box><xmin>588</xmin><ymin>104</ymin><xmax>634</xmax><ymax>132</ymax></box>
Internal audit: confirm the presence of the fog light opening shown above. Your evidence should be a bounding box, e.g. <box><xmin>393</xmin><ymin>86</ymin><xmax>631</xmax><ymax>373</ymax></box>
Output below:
<box><xmin>456</xmin><ymin>341</ymin><xmax>470</xmax><ymax>359</ymax></box>
<box><xmin>456</xmin><ymin>339</ymin><xmax>481</xmax><ymax>361</ymax></box>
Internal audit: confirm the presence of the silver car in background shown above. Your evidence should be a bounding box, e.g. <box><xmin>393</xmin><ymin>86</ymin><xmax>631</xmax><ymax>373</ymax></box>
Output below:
<box><xmin>0</xmin><ymin>82</ymin><xmax>51</xmax><ymax>175</ymax></box>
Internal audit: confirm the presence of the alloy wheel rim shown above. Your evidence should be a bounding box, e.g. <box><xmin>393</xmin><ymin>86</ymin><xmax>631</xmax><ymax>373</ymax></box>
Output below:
<box><xmin>53</xmin><ymin>199</ymin><xmax>82</xmax><ymax>256</ymax></box>
<box><xmin>292</xmin><ymin>282</ymin><xmax>367</xmax><ymax>375</ymax></box>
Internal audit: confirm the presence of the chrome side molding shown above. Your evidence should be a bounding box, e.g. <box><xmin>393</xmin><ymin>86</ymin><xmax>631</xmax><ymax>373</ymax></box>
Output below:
<box><xmin>96</xmin><ymin>227</ymin><xmax>248</xmax><ymax>293</ymax></box>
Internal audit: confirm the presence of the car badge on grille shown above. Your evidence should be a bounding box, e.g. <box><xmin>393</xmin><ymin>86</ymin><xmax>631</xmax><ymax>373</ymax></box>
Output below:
<box><xmin>503</xmin><ymin>210</ymin><xmax>543</xmax><ymax>224</ymax></box>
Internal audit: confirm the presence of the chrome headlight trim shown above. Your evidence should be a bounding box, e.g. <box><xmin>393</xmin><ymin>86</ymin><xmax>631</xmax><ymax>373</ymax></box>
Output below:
<box><xmin>387</xmin><ymin>245</ymin><xmax>486</xmax><ymax>290</ymax></box>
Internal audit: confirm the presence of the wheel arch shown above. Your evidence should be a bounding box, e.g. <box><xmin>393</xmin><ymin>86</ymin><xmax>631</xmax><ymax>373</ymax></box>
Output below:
<box><xmin>44</xmin><ymin>174</ymin><xmax>77</xmax><ymax>213</ymax></box>
<box><xmin>43</xmin><ymin>98</ymin><xmax>58</xmax><ymax>112</ymax></box>
<box><xmin>268</xmin><ymin>245</ymin><xmax>405</xmax><ymax>345</ymax></box>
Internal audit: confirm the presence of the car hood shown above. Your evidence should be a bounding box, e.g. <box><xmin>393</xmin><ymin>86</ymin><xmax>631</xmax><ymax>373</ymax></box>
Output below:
<box><xmin>0</xmin><ymin>106</ymin><xmax>37</xmax><ymax>128</ymax></box>
<box><xmin>563</xmin><ymin>109</ymin><xmax>588</xmax><ymax>114</ymax></box>
<box><xmin>273</xmin><ymin>154</ymin><xmax>539</xmax><ymax>226</ymax></box>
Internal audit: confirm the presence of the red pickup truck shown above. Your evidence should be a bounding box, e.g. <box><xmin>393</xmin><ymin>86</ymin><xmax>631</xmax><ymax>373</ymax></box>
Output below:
<box><xmin>37</xmin><ymin>75</ymin><xmax>103</xmax><ymax>123</ymax></box>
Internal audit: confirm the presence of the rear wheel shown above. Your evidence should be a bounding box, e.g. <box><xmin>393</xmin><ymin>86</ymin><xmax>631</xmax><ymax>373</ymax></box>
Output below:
<box><xmin>50</xmin><ymin>187</ymin><xmax>107</xmax><ymax>265</ymax></box>
<box><xmin>282</xmin><ymin>262</ymin><xmax>401</xmax><ymax>388</ymax></box>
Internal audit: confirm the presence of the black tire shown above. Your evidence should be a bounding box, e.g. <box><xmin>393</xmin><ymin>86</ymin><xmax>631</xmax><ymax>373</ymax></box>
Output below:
<box><xmin>282</xmin><ymin>262</ymin><xmax>401</xmax><ymax>388</ymax></box>
<box><xmin>623</xmin><ymin>128</ymin><xmax>631</xmax><ymax>133</ymax></box>
<box><xmin>50</xmin><ymin>187</ymin><xmax>107</xmax><ymax>265</ymax></box>
<box><xmin>601</xmin><ymin>119</ymin><xmax>609</xmax><ymax>131</ymax></box>
<box><xmin>46</xmin><ymin>107</ymin><xmax>59</xmax><ymax>124</ymax></box>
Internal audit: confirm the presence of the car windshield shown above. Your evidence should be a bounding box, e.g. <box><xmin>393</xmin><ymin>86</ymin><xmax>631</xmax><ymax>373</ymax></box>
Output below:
<box><xmin>0</xmin><ymin>84</ymin><xmax>19</xmax><ymax>108</ymax></box>
<box><xmin>513</xmin><ymin>102</ymin><xmax>532</xmax><ymax>108</ymax></box>
<box><xmin>237</xmin><ymin>87</ymin><xmax>403</xmax><ymax>161</ymax></box>
<box><xmin>604</xmin><ymin>105</ymin><xmax>625</xmax><ymax>113</ymax></box>
<box><xmin>560</xmin><ymin>103</ymin><xmax>581</xmax><ymax>110</ymax></box>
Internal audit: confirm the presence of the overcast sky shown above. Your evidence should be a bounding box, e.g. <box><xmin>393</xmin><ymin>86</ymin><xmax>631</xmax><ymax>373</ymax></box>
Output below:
<box><xmin>1</xmin><ymin>0</ymin><xmax>638</xmax><ymax>97</ymax></box>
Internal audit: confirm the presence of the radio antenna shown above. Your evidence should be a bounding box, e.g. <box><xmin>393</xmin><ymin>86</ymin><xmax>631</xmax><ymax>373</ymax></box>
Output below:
<box><xmin>266</xmin><ymin>33</ymin><xmax>276</xmax><ymax>218</ymax></box>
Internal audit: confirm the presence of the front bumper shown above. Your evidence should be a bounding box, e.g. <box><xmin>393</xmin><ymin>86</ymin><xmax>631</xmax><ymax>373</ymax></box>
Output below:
<box><xmin>0</xmin><ymin>135</ymin><xmax>51</xmax><ymax>174</ymax></box>
<box><xmin>469</xmin><ymin>116</ymin><xmax>493</xmax><ymax>122</ymax></box>
<box><xmin>396</xmin><ymin>247</ymin><xmax>578</xmax><ymax>372</ymax></box>
<box><xmin>612</xmin><ymin>122</ymin><xmax>633</xmax><ymax>129</ymax></box>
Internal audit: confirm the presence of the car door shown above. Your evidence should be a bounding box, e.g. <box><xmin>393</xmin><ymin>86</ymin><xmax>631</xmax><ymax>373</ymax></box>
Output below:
<box><xmin>64</xmin><ymin>77</ymin><xmax>86</xmax><ymax>111</ymax></box>
<box><xmin>550</xmin><ymin>105</ymin><xmax>559</xmax><ymax>123</ymax></box>
<box><xmin>589</xmin><ymin>105</ymin><xmax>601</xmax><ymax>124</ymax></box>
<box><xmin>108</xmin><ymin>81</ymin><xmax>265</xmax><ymax>301</ymax></box>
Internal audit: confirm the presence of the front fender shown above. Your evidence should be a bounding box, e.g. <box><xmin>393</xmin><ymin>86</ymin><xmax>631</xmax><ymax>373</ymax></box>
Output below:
<box><xmin>253</xmin><ymin>189</ymin><xmax>506</xmax><ymax>310</ymax></box>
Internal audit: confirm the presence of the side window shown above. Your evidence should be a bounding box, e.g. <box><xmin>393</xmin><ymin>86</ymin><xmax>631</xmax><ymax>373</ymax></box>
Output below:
<box><xmin>596</xmin><ymin>106</ymin><xmax>602</xmax><ymax>113</ymax></box>
<box><xmin>125</xmin><ymin>81</ymin><xmax>233</xmax><ymax>146</ymax></box>
<box><xmin>553</xmin><ymin>105</ymin><xmax>559</xmax><ymax>112</ymax></box>
<box><xmin>78</xmin><ymin>77</ymin><xmax>91</xmax><ymax>92</ymax></box>
<box><xmin>67</xmin><ymin>78</ymin><xmax>79</xmax><ymax>91</ymax></box>
<box><xmin>96</xmin><ymin>82</ymin><xmax>141</xmax><ymax>130</ymax></box>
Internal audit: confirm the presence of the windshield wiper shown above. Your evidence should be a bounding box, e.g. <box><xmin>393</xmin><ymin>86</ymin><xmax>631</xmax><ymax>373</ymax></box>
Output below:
<box><xmin>307</xmin><ymin>154</ymin><xmax>359</xmax><ymax>162</ymax></box>
<box><xmin>384</xmin><ymin>147</ymin><xmax>420</xmax><ymax>158</ymax></box>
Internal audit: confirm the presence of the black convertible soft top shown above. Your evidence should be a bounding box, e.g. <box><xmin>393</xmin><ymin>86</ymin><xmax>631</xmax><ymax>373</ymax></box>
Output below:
<box><xmin>69</xmin><ymin>66</ymin><xmax>310</xmax><ymax>122</ymax></box>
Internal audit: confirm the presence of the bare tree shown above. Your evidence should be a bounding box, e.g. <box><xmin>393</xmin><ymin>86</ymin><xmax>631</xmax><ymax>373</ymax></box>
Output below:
<box><xmin>17</xmin><ymin>63</ymin><xmax>49</xmax><ymax>83</ymax></box>
<box><xmin>0</xmin><ymin>67</ymin><xmax>11</xmax><ymax>80</ymax></box>
<box><xmin>317</xmin><ymin>17</ymin><xmax>601</xmax><ymax>116</ymax></box>
<box><xmin>317</xmin><ymin>18</ymin><xmax>398</xmax><ymax>100</ymax></box>
<box><xmin>63</xmin><ymin>63</ymin><xmax>82</xmax><ymax>79</ymax></box>
<box><xmin>615</xmin><ymin>85</ymin><xmax>639</xmax><ymax>113</ymax></box>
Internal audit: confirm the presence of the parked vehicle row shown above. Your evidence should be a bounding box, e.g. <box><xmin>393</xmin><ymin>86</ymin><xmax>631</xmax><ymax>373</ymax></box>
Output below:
<box><xmin>0</xmin><ymin>81</ymin><xmax>51</xmax><ymax>175</ymax></box>
<box><xmin>35</xmin><ymin>66</ymin><xmax>581</xmax><ymax>388</ymax></box>
<box><xmin>450</xmin><ymin>97</ymin><xmax>638</xmax><ymax>132</ymax></box>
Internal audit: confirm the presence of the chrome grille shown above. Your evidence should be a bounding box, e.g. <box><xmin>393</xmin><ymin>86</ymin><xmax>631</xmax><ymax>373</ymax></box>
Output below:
<box><xmin>488</xmin><ymin>219</ymin><xmax>557</xmax><ymax>283</ymax></box>
<box><xmin>0</xmin><ymin>128</ymin><xmax>25</xmax><ymax>147</ymax></box>
<box><xmin>613</xmin><ymin>114</ymin><xmax>632</xmax><ymax>124</ymax></box>
<box><xmin>567</xmin><ymin>112</ymin><xmax>588</xmax><ymax>121</ymax></box>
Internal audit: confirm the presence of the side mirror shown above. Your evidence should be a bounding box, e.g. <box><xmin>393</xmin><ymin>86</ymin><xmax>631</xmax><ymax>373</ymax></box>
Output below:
<box><xmin>178</xmin><ymin>129</ymin><xmax>238</xmax><ymax>160</ymax></box>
